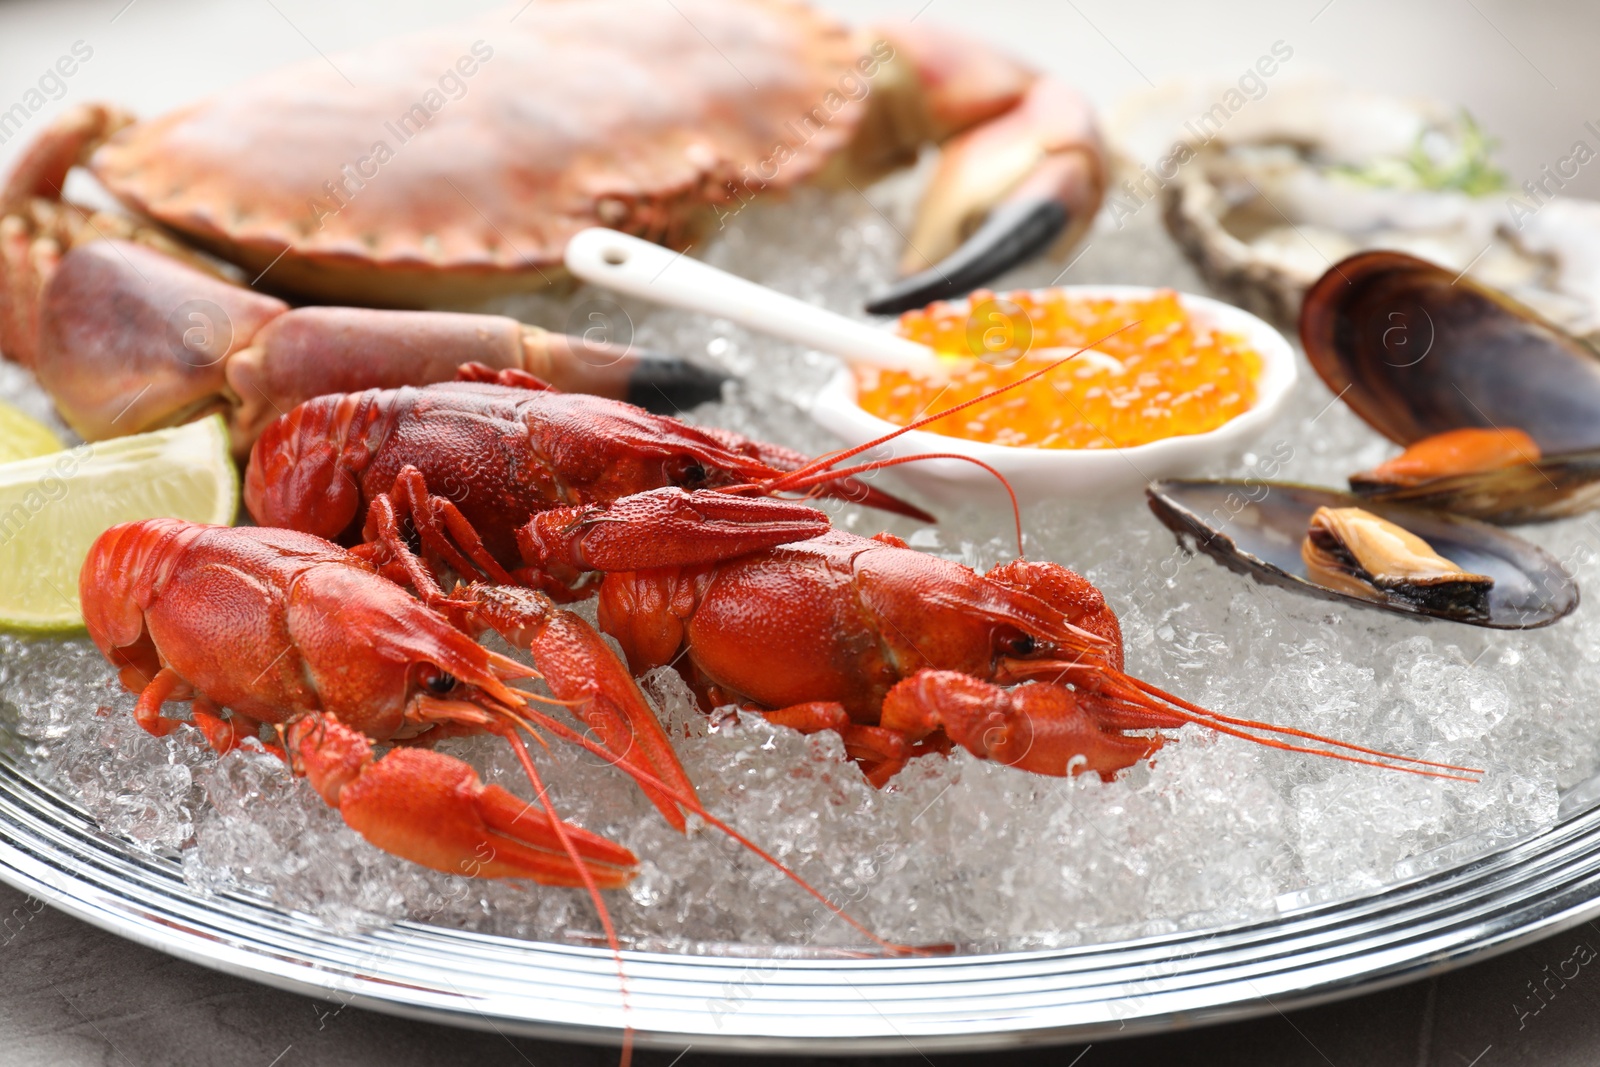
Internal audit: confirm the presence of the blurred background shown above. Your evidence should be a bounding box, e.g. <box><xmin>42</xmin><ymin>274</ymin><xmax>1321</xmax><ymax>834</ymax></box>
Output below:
<box><xmin>3</xmin><ymin>0</ymin><xmax>1598</xmax><ymax>198</ymax></box>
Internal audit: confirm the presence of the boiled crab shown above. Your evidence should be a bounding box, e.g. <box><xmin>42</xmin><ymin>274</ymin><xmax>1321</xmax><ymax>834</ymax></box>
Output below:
<box><xmin>0</xmin><ymin>0</ymin><xmax>1104</xmax><ymax>451</ymax></box>
<box><xmin>5</xmin><ymin>0</ymin><xmax>1104</xmax><ymax>307</ymax></box>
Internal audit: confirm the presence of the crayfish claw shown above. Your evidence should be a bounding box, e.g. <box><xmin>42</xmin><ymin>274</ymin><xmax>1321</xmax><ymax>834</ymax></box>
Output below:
<box><xmin>520</xmin><ymin>487</ymin><xmax>832</xmax><ymax>573</ymax></box>
<box><xmin>880</xmin><ymin>671</ymin><xmax>1162</xmax><ymax>781</ymax></box>
<box><xmin>447</xmin><ymin>584</ymin><xmax>702</xmax><ymax>833</ymax></box>
<box><xmin>760</xmin><ymin>701</ymin><xmax>912</xmax><ymax>778</ymax></box>
<box><xmin>295</xmin><ymin>718</ymin><xmax>636</xmax><ymax>887</ymax></box>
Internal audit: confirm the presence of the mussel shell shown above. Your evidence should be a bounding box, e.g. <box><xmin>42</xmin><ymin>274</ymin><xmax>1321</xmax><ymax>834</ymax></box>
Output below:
<box><xmin>1146</xmin><ymin>479</ymin><xmax>1578</xmax><ymax>628</ymax></box>
<box><xmin>1300</xmin><ymin>250</ymin><xmax>1600</xmax><ymax>454</ymax></box>
<box><xmin>1350</xmin><ymin>448</ymin><xmax>1600</xmax><ymax>524</ymax></box>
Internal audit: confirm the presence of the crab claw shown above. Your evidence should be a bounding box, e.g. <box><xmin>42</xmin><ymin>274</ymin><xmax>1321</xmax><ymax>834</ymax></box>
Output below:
<box><xmin>880</xmin><ymin>671</ymin><xmax>1164</xmax><ymax>781</ymax></box>
<box><xmin>37</xmin><ymin>239</ymin><xmax>287</xmax><ymax>443</ymax></box>
<box><xmin>1</xmin><ymin>103</ymin><xmax>134</xmax><ymax>213</ymax></box>
<box><xmin>864</xmin><ymin>68</ymin><xmax>1106</xmax><ymax>316</ymax></box>
<box><xmin>520</xmin><ymin>487</ymin><xmax>832</xmax><ymax>574</ymax></box>
<box><xmin>1</xmin><ymin>105</ymin><xmax>186</xmax><ymax>369</ymax></box>
<box><xmin>293</xmin><ymin>716</ymin><xmax>637</xmax><ymax>887</ymax></box>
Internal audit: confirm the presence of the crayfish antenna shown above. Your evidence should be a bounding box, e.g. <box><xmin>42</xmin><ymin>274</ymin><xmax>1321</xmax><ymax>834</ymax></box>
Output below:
<box><xmin>496</xmin><ymin>727</ymin><xmax>636</xmax><ymax>1067</ymax></box>
<box><xmin>775</xmin><ymin>452</ymin><xmax>1023</xmax><ymax>560</ymax></box>
<box><xmin>1120</xmin><ymin>676</ymin><xmax>1485</xmax><ymax>779</ymax></box>
<box><xmin>491</xmin><ymin>704</ymin><xmax>915</xmax><ymax>958</ymax></box>
<box><xmin>755</xmin><ymin>321</ymin><xmax>1144</xmax><ymax>558</ymax></box>
<box><xmin>1094</xmin><ymin>674</ymin><xmax>1482</xmax><ymax>782</ymax></box>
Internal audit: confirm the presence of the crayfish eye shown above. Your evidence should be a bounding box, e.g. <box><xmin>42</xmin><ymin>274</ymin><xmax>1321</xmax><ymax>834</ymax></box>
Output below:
<box><xmin>667</xmin><ymin>455</ymin><xmax>709</xmax><ymax>487</ymax></box>
<box><xmin>421</xmin><ymin>670</ymin><xmax>458</xmax><ymax>696</ymax></box>
<box><xmin>1008</xmin><ymin>634</ymin><xmax>1037</xmax><ymax>656</ymax></box>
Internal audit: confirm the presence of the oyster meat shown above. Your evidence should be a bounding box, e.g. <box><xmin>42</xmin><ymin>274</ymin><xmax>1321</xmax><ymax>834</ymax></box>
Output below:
<box><xmin>1111</xmin><ymin>79</ymin><xmax>1600</xmax><ymax>338</ymax></box>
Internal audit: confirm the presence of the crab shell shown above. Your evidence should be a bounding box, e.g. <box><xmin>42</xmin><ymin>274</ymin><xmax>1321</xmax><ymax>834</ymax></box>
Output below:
<box><xmin>87</xmin><ymin>0</ymin><xmax>894</xmax><ymax>307</ymax></box>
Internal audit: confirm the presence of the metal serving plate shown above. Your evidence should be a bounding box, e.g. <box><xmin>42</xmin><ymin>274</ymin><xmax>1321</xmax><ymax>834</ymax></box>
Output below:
<box><xmin>0</xmin><ymin>750</ymin><xmax>1598</xmax><ymax>1054</ymax></box>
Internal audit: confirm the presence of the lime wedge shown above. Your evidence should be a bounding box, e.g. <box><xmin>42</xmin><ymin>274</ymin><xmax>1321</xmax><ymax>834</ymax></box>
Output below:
<box><xmin>0</xmin><ymin>415</ymin><xmax>238</xmax><ymax>632</ymax></box>
<box><xmin>0</xmin><ymin>399</ymin><xmax>65</xmax><ymax>464</ymax></box>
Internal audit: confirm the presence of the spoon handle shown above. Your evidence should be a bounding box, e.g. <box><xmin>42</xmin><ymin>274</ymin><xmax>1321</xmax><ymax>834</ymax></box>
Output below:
<box><xmin>564</xmin><ymin>228</ymin><xmax>943</xmax><ymax>372</ymax></box>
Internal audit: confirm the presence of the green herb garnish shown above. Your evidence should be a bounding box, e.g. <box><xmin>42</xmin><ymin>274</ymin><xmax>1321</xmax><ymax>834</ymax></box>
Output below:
<box><xmin>1334</xmin><ymin>110</ymin><xmax>1507</xmax><ymax>196</ymax></box>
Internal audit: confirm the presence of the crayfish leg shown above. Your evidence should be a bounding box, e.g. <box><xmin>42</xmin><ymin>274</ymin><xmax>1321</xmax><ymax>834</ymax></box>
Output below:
<box><xmin>130</xmin><ymin>667</ymin><xmax>193</xmax><ymax>738</ymax></box>
<box><xmin>759</xmin><ymin>701</ymin><xmax>912</xmax><ymax>786</ymax></box>
<box><xmin>188</xmin><ymin>697</ymin><xmax>267</xmax><ymax>755</ymax></box>
<box><xmin>363</xmin><ymin>466</ymin><xmax>518</xmax><ymax>591</ymax></box>
<box><xmin>127</xmin><ymin>669</ymin><xmax>283</xmax><ymax>761</ymax></box>
<box><xmin>457</xmin><ymin>583</ymin><xmax>702</xmax><ymax>833</ymax></box>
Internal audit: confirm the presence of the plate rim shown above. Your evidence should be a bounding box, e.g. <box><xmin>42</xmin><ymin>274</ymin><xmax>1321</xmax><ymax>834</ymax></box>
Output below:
<box><xmin>0</xmin><ymin>752</ymin><xmax>1597</xmax><ymax>1054</ymax></box>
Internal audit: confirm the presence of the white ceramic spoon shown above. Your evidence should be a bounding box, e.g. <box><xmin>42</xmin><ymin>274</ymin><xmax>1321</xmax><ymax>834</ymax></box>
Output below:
<box><xmin>565</xmin><ymin>227</ymin><xmax>945</xmax><ymax>374</ymax></box>
<box><xmin>565</xmin><ymin>228</ymin><xmax>1299</xmax><ymax>507</ymax></box>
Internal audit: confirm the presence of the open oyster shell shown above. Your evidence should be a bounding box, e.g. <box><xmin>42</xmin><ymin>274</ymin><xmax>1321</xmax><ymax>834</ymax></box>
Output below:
<box><xmin>1146</xmin><ymin>479</ymin><xmax>1577</xmax><ymax>628</ymax></box>
<box><xmin>1110</xmin><ymin>80</ymin><xmax>1600</xmax><ymax>341</ymax></box>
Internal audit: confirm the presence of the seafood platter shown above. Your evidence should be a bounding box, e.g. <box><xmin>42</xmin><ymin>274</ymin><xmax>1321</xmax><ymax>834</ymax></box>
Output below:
<box><xmin>6</xmin><ymin>0</ymin><xmax>1600</xmax><ymax>1055</ymax></box>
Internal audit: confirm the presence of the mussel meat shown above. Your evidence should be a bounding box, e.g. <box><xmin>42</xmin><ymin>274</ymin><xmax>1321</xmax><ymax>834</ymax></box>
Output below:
<box><xmin>1300</xmin><ymin>249</ymin><xmax>1600</xmax><ymax>523</ymax></box>
<box><xmin>1347</xmin><ymin>427</ymin><xmax>1541</xmax><ymax>492</ymax></box>
<box><xmin>1146</xmin><ymin>479</ymin><xmax>1577</xmax><ymax>628</ymax></box>
<box><xmin>1302</xmin><ymin>506</ymin><xmax>1494</xmax><ymax>620</ymax></box>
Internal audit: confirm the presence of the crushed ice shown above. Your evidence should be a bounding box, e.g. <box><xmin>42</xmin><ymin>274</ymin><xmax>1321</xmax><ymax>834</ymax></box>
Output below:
<box><xmin>0</xmin><ymin>168</ymin><xmax>1587</xmax><ymax>953</ymax></box>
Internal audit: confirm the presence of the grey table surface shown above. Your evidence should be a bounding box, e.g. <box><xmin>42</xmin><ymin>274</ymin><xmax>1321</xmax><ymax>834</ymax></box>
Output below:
<box><xmin>6</xmin><ymin>1</ymin><xmax>1600</xmax><ymax>1065</ymax></box>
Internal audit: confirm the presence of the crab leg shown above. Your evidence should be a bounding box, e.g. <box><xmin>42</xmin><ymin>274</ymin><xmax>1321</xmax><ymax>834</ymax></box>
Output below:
<box><xmin>19</xmin><ymin>238</ymin><xmax>727</xmax><ymax>455</ymax></box>
<box><xmin>0</xmin><ymin>104</ymin><xmax>135</xmax><ymax>218</ymax></box>
<box><xmin>862</xmin><ymin>24</ymin><xmax>1106</xmax><ymax>315</ymax></box>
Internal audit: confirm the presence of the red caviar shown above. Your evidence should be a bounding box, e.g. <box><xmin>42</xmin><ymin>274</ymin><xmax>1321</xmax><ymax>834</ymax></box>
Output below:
<box><xmin>858</xmin><ymin>289</ymin><xmax>1262</xmax><ymax>449</ymax></box>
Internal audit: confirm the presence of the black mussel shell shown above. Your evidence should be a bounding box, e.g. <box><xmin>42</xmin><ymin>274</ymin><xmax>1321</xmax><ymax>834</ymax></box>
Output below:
<box><xmin>1300</xmin><ymin>250</ymin><xmax>1600</xmax><ymax>453</ymax></box>
<box><xmin>1146</xmin><ymin>479</ymin><xmax>1578</xmax><ymax>629</ymax></box>
<box><xmin>1301</xmin><ymin>251</ymin><xmax>1600</xmax><ymax>523</ymax></box>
